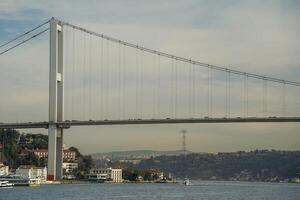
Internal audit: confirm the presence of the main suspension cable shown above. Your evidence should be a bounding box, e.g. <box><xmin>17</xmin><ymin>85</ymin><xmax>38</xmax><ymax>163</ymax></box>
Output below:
<box><xmin>0</xmin><ymin>28</ymin><xmax>49</xmax><ymax>56</ymax></box>
<box><xmin>60</xmin><ymin>19</ymin><xmax>300</xmax><ymax>87</ymax></box>
<box><xmin>0</xmin><ymin>19</ymin><xmax>50</xmax><ymax>48</ymax></box>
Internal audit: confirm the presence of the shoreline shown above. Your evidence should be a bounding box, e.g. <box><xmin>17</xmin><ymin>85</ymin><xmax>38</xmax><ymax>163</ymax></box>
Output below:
<box><xmin>60</xmin><ymin>180</ymin><xmax>178</xmax><ymax>184</ymax></box>
<box><xmin>8</xmin><ymin>179</ymin><xmax>300</xmax><ymax>187</ymax></box>
<box><xmin>56</xmin><ymin>179</ymin><xmax>299</xmax><ymax>185</ymax></box>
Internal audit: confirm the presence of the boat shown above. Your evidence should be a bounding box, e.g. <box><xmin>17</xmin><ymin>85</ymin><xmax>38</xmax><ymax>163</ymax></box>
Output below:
<box><xmin>0</xmin><ymin>181</ymin><xmax>14</xmax><ymax>188</ymax></box>
<box><xmin>0</xmin><ymin>175</ymin><xmax>30</xmax><ymax>186</ymax></box>
<box><xmin>0</xmin><ymin>175</ymin><xmax>44</xmax><ymax>186</ymax></box>
<box><xmin>183</xmin><ymin>177</ymin><xmax>190</xmax><ymax>186</ymax></box>
<box><xmin>29</xmin><ymin>178</ymin><xmax>41</xmax><ymax>187</ymax></box>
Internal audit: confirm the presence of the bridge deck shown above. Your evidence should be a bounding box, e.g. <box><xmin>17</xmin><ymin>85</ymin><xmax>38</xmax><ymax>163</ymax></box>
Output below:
<box><xmin>0</xmin><ymin>117</ymin><xmax>300</xmax><ymax>129</ymax></box>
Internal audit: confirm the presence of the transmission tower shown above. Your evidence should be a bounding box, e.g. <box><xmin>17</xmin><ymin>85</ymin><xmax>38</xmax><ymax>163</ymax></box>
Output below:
<box><xmin>181</xmin><ymin>129</ymin><xmax>187</xmax><ymax>155</ymax></box>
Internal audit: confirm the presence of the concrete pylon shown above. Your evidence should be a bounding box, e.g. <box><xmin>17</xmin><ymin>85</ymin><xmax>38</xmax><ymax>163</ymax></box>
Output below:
<box><xmin>47</xmin><ymin>18</ymin><xmax>64</xmax><ymax>181</ymax></box>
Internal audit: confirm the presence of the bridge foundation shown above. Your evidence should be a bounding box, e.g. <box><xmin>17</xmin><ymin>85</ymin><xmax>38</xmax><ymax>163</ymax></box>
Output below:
<box><xmin>47</xmin><ymin>18</ymin><xmax>64</xmax><ymax>181</ymax></box>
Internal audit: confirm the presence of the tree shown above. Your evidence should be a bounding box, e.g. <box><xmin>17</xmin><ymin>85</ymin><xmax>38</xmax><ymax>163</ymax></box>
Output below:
<box><xmin>82</xmin><ymin>155</ymin><xmax>94</xmax><ymax>173</ymax></box>
<box><xmin>0</xmin><ymin>129</ymin><xmax>20</xmax><ymax>169</ymax></box>
<box><xmin>122</xmin><ymin>168</ymin><xmax>144</xmax><ymax>181</ymax></box>
<box><xmin>69</xmin><ymin>146</ymin><xmax>82</xmax><ymax>158</ymax></box>
<box><xmin>69</xmin><ymin>147</ymin><xmax>95</xmax><ymax>179</ymax></box>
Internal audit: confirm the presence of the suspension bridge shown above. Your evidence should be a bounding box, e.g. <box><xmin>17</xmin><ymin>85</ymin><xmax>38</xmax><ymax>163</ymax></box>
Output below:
<box><xmin>0</xmin><ymin>17</ymin><xmax>299</xmax><ymax>180</ymax></box>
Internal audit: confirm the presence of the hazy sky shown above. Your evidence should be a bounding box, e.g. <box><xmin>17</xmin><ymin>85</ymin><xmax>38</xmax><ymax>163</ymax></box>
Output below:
<box><xmin>0</xmin><ymin>0</ymin><xmax>300</xmax><ymax>154</ymax></box>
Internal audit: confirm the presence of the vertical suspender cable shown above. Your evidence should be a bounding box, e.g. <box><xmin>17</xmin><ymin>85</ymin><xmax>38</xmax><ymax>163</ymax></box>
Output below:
<box><xmin>298</xmin><ymin>87</ymin><xmax>300</xmax><ymax>117</ymax></box>
<box><xmin>228</xmin><ymin>72</ymin><xmax>231</xmax><ymax>118</ymax></box>
<box><xmin>192</xmin><ymin>64</ymin><xmax>195</xmax><ymax>118</ymax></box>
<box><xmin>79</xmin><ymin>31</ymin><xmax>82</xmax><ymax>120</ymax></box>
<box><xmin>241</xmin><ymin>76</ymin><xmax>245</xmax><ymax>118</ymax></box>
<box><xmin>265</xmin><ymin>80</ymin><xmax>268</xmax><ymax>117</ymax></box>
<box><xmin>105</xmin><ymin>38</ymin><xmax>109</xmax><ymax>119</ymax></box>
<box><xmin>243</xmin><ymin>75</ymin><xmax>249</xmax><ymax>118</ymax></box>
<box><xmin>71</xmin><ymin>27</ymin><xmax>75</xmax><ymax>120</ymax></box>
<box><xmin>262</xmin><ymin>79</ymin><xmax>265</xmax><ymax>117</ymax></box>
<box><xmin>153</xmin><ymin>54</ymin><xmax>157</xmax><ymax>119</ymax></box>
<box><xmin>263</xmin><ymin>79</ymin><xmax>267</xmax><ymax>117</ymax></box>
<box><xmin>118</xmin><ymin>42</ymin><xmax>121</xmax><ymax>120</ymax></box>
<box><xmin>140</xmin><ymin>50</ymin><xmax>144</xmax><ymax>118</ymax></box>
<box><xmin>282</xmin><ymin>83</ymin><xmax>286</xmax><ymax>117</ymax></box>
<box><xmin>155</xmin><ymin>54</ymin><xmax>158</xmax><ymax>118</ymax></box>
<box><xmin>171</xmin><ymin>58</ymin><xmax>174</xmax><ymax>118</ymax></box>
<box><xmin>175</xmin><ymin>59</ymin><xmax>178</xmax><ymax>118</ymax></box>
<box><xmin>156</xmin><ymin>54</ymin><xmax>159</xmax><ymax>118</ymax></box>
<box><xmin>100</xmin><ymin>36</ymin><xmax>104</xmax><ymax>120</ymax></box>
<box><xmin>97</xmin><ymin>35</ymin><xmax>100</xmax><ymax>119</ymax></box>
<box><xmin>226</xmin><ymin>71</ymin><xmax>228</xmax><ymax>117</ymax></box>
<box><xmin>83</xmin><ymin>33</ymin><xmax>87</xmax><ymax>120</ymax></box>
<box><xmin>210</xmin><ymin>67</ymin><xmax>213</xmax><ymax>117</ymax></box>
<box><xmin>122</xmin><ymin>44</ymin><xmax>126</xmax><ymax>119</ymax></box>
<box><xmin>157</xmin><ymin>54</ymin><xmax>161</xmax><ymax>118</ymax></box>
<box><xmin>88</xmin><ymin>34</ymin><xmax>92</xmax><ymax>119</ymax></box>
<box><xmin>64</xmin><ymin>27</ymin><xmax>72</xmax><ymax>119</ymax></box>
<box><xmin>246</xmin><ymin>75</ymin><xmax>249</xmax><ymax>117</ymax></box>
<box><xmin>188</xmin><ymin>62</ymin><xmax>192</xmax><ymax>117</ymax></box>
<box><xmin>135</xmin><ymin>48</ymin><xmax>138</xmax><ymax>119</ymax></box>
<box><xmin>207</xmin><ymin>67</ymin><xmax>210</xmax><ymax>117</ymax></box>
<box><xmin>243</xmin><ymin>75</ymin><xmax>246</xmax><ymax>118</ymax></box>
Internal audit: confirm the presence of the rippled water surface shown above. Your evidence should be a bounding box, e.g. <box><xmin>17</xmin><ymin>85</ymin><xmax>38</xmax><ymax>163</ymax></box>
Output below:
<box><xmin>1</xmin><ymin>181</ymin><xmax>299</xmax><ymax>200</ymax></box>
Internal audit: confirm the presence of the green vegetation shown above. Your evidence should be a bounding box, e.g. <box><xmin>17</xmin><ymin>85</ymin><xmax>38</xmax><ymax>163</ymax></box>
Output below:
<box><xmin>68</xmin><ymin>146</ymin><xmax>95</xmax><ymax>179</ymax></box>
<box><xmin>0</xmin><ymin>129</ymin><xmax>44</xmax><ymax>168</ymax></box>
<box><xmin>0</xmin><ymin>129</ymin><xmax>94</xmax><ymax>179</ymax></box>
<box><xmin>122</xmin><ymin>168</ymin><xmax>163</xmax><ymax>181</ymax></box>
<box><xmin>0</xmin><ymin>129</ymin><xmax>21</xmax><ymax>169</ymax></box>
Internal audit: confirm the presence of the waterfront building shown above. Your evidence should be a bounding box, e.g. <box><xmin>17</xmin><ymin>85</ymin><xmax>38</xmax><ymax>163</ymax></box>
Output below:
<box><xmin>33</xmin><ymin>149</ymin><xmax>76</xmax><ymax>161</ymax></box>
<box><xmin>88</xmin><ymin>173</ymin><xmax>107</xmax><ymax>182</ymax></box>
<box><xmin>89</xmin><ymin>167</ymin><xmax>122</xmax><ymax>183</ymax></box>
<box><xmin>62</xmin><ymin>162</ymin><xmax>78</xmax><ymax>174</ymax></box>
<box><xmin>0</xmin><ymin>163</ymin><xmax>9</xmax><ymax>176</ymax></box>
<box><xmin>119</xmin><ymin>159</ymin><xmax>141</xmax><ymax>165</ymax></box>
<box><xmin>33</xmin><ymin>149</ymin><xmax>48</xmax><ymax>159</ymax></box>
<box><xmin>63</xmin><ymin>149</ymin><xmax>76</xmax><ymax>161</ymax></box>
<box><xmin>0</xmin><ymin>143</ymin><xmax>3</xmax><ymax>161</ymax></box>
<box><xmin>15</xmin><ymin>165</ymin><xmax>47</xmax><ymax>181</ymax></box>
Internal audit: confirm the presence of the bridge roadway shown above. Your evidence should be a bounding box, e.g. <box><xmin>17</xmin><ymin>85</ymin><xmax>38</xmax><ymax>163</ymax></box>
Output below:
<box><xmin>0</xmin><ymin>117</ymin><xmax>300</xmax><ymax>129</ymax></box>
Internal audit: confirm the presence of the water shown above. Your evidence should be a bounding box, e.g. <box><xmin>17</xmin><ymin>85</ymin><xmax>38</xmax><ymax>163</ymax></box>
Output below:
<box><xmin>1</xmin><ymin>181</ymin><xmax>299</xmax><ymax>200</ymax></box>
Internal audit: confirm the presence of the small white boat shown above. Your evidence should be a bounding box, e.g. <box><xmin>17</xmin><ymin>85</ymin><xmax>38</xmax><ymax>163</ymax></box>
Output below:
<box><xmin>29</xmin><ymin>178</ymin><xmax>41</xmax><ymax>187</ymax></box>
<box><xmin>0</xmin><ymin>181</ymin><xmax>14</xmax><ymax>188</ymax></box>
<box><xmin>183</xmin><ymin>177</ymin><xmax>190</xmax><ymax>186</ymax></box>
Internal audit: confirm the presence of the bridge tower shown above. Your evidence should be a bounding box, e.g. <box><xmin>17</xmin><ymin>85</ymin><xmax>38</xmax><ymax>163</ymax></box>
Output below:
<box><xmin>47</xmin><ymin>18</ymin><xmax>64</xmax><ymax>181</ymax></box>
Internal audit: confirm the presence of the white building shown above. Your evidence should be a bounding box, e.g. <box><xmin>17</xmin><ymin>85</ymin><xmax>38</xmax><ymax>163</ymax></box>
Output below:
<box><xmin>33</xmin><ymin>149</ymin><xmax>76</xmax><ymax>161</ymax></box>
<box><xmin>89</xmin><ymin>167</ymin><xmax>122</xmax><ymax>183</ymax></box>
<box><xmin>62</xmin><ymin>162</ymin><xmax>78</xmax><ymax>174</ymax></box>
<box><xmin>15</xmin><ymin>165</ymin><xmax>47</xmax><ymax>181</ymax></box>
<box><xmin>0</xmin><ymin>163</ymin><xmax>9</xmax><ymax>176</ymax></box>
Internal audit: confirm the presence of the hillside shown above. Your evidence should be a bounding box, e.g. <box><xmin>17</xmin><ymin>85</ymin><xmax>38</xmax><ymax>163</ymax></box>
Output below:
<box><xmin>91</xmin><ymin>150</ymin><xmax>193</xmax><ymax>160</ymax></box>
<box><xmin>138</xmin><ymin>150</ymin><xmax>300</xmax><ymax>182</ymax></box>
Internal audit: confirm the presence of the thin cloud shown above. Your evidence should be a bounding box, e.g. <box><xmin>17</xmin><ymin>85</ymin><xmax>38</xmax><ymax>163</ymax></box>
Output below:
<box><xmin>0</xmin><ymin>0</ymin><xmax>299</xmax><ymax>153</ymax></box>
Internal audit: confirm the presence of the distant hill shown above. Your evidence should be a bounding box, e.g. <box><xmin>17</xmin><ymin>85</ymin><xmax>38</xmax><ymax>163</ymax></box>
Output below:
<box><xmin>138</xmin><ymin>150</ymin><xmax>300</xmax><ymax>181</ymax></box>
<box><xmin>91</xmin><ymin>150</ymin><xmax>193</xmax><ymax>160</ymax></box>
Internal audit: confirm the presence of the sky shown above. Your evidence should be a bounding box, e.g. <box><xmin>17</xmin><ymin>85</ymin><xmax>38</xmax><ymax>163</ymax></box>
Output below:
<box><xmin>0</xmin><ymin>0</ymin><xmax>300</xmax><ymax>154</ymax></box>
